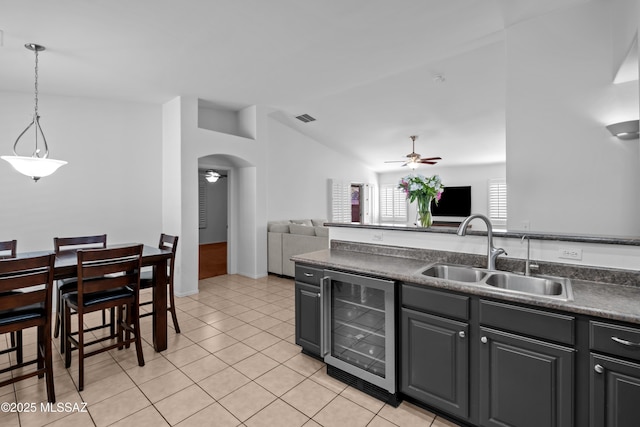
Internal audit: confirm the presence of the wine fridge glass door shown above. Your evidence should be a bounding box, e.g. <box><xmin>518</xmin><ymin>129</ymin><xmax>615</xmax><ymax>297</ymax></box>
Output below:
<box><xmin>322</xmin><ymin>270</ymin><xmax>395</xmax><ymax>393</ymax></box>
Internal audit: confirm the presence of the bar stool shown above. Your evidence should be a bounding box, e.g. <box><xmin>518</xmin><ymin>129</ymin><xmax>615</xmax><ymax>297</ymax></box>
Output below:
<box><xmin>53</xmin><ymin>234</ymin><xmax>108</xmax><ymax>353</ymax></box>
<box><xmin>63</xmin><ymin>245</ymin><xmax>145</xmax><ymax>391</ymax></box>
<box><xmin>139</xmin><ymin>234</ymin><xmax>180</xmax><ymax>333</ymax></box>
<box><xmin>0</xmin><ymin>239</ymin><xmax>21</xmax><ymax>362</ymax></box>
<box><xmin>0</xmin><ymin>253</ymin><xmax>56</xmax><ymax>402</ymax></box>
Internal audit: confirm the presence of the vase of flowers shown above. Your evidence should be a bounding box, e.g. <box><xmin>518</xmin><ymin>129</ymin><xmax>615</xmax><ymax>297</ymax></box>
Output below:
<box><xmin>398</xmin><ymin>174</ymin><xmax>444</xmax><ymax>228</ymax></box>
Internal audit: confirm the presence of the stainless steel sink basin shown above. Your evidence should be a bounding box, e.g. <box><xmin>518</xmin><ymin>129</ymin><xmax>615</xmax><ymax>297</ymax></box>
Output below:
<box><xmin>418</xmin><ymin>263</ymin><xmax>574</xmax><ymax>301</ymax></box>
<box><xmin>421</xmin><ymin>264</ymin><xmax>487</xmax><ymax>283</ymax></box>
<box><xmin>484</xmin><ymin>273</ymin><xmax>573</xmax><ymax>300</ymax></box>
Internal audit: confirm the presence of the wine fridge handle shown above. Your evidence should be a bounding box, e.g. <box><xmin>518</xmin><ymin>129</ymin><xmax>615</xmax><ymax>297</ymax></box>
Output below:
<box><xmin>320</xmin><ymin>276</ymin><xmax>330</xmax><ymax>358</ymax></box>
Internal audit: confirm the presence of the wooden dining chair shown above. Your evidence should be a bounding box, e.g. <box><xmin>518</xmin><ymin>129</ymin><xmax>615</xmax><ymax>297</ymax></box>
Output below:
<box><xmin>0</xmin><ymin>253</ymin><xmax>56</xmax><ymax>402</ymax></box>
<box><xmin>53</xmin><ymin>234</ymin><xmax>108</xmax><ymax>353</ymax></box>
<box><xmin>63</xmin><ymin>244</ymin><xmax>145</xmax><ymax>391</ymax></box>
<box><xmin>0</xmin><ymin>239</ymin><xmax>17</xmax><ymax>259</ymax></box>
<box><xmin>0</xmin><ymin>239</ymin><xmax>21</xmax><ymax>362</ymax></box>
<box><xmin>139</xmin><ymin>234</ymin><xmax>180</xmax><ymax>332</ymax></box>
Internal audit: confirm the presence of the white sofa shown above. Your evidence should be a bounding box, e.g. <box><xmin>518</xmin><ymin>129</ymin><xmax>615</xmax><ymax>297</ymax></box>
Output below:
<box><xmin>268</xmin><ymin>219</ymin><xmax>329</xmax><ymax>277</ymax></box>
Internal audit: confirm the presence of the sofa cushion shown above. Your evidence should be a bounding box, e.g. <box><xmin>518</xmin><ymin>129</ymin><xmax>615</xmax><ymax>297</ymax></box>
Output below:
<box><xmin>314</xmin><ymin>226</ymin><xmax>329</xmax><ymax>237</ymax></box>
<box><xmin>269</xmin><ymin>223</ymin><xmax>290</xmax><ymax>233</ymax></box>
<box><xmin>311</xmin><ymin>219</ymin><xmax>327</xmax><ymax>226</ymax></box>
<box><xmin>289</xmin><ymin>223</ymin><xmax>316</xmax><ymax>236</ymax></box>
<box><xmin>290</xmin><ymin>219</ymin><xmax>313</xmax><ymax>226</ymax></box>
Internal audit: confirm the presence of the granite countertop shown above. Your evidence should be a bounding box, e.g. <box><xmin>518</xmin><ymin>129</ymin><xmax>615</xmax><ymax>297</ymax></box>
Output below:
<box><xmin>292</xmin><ymin>248</ymin><xmax>640</xmax><ymax>325</ymax></box>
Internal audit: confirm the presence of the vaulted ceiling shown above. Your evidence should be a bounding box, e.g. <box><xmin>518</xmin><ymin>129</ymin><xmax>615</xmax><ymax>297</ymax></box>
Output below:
<box><xmin>1</xmin><ymin>0</ymin><xmax>589</xmax><ymax>171</ymax></box>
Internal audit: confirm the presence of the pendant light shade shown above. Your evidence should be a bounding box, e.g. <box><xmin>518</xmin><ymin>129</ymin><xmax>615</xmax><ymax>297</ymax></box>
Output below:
<box><xmin>1</xmin><ymin>43</ymin><xmax>67</xmax><ymax>182</ymax></box>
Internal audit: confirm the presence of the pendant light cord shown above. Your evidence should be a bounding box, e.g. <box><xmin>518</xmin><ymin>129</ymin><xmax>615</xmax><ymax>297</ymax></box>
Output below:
<box><xmin>33</xmin><ymin>47</ymin><xmax>39</xmax><ymax>154</ymax></box>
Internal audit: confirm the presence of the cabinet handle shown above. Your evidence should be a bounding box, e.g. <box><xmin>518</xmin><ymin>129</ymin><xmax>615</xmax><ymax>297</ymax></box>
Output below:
<box><xmin>594</xmin><ymin>364</ymin><xmax>605</xmax><ymax>374</ymax></box>
<box><xmin>458</xmin><ymin>331</ymin><xmax>466</xmax><ymax>339</ymax></box>
<box><xmin>304</xmin><ymin>273</ymin><xmax>314</xmax><ymax>277</ymax></box>
<box><xmin>481</xmin><ymin>336</ymin><xmax>488</xmax><ymax>344</ymax></box>
<box><xmin>611</xmin><ymin>336</ymin><xmax>640</xmax><ymax>347</ymax></box>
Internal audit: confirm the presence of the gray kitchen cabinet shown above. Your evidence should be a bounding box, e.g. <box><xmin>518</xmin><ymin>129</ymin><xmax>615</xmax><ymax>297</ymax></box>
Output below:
<box><xmin>401</xmin><ymin>307</ymin><xmax>469</xmax><ymax>419</ymax></box>
<box><xmin>294</xmin><ymin>265</ymin><xmax>323</xmax><ymax>358</ymax></box>
<box><xmin>589</xmin><ymin>321</ymin><xmax>640</xmax><ymax>427</ymax></box>
<box><xmin>479</xmin><ymin>300</ymin><xmax>575</xmax><ymax>427</ymax></box>
<box><xmin>400</xmin><ymin>284</ymin><xmax>470</xmax><ymax>420</ymax></box>
<box><xmin>478</xmin><ymin>327</ymin><xmax>574</xmax><ymax>427</ymax></box>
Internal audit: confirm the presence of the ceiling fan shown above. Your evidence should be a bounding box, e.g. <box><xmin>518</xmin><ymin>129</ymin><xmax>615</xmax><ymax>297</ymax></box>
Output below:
<box><xmin>384</xmin><ymin>135</ymin><xmax>442</xmax><ymax>169</ymax></box>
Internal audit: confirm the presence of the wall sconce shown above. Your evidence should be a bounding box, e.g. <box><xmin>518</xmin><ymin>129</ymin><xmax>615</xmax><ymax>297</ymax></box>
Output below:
<box><xmin>606</xmin><ymin>120</ymin><xmax>639</xmax><ymax>140</ymax></box>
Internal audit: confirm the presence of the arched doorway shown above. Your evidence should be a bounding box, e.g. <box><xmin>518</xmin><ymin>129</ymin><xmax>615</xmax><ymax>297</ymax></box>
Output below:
<box><xmin>197</xmin><ymin>154</ymin><xmax>257</xmax><ymax>280</ymax></box>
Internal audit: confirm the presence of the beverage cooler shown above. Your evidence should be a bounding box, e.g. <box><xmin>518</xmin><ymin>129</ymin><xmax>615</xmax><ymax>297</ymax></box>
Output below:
<box><xmin>321</xmin><ymin>269</ymin><xmax>398</xmax><ymax>404</ymax></box>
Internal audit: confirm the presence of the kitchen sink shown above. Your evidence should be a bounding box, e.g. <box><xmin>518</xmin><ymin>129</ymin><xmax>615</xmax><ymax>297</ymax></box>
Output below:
<box><xmin>418</xmin><ymin>263</ymin><xmax>574</xmax><ymax>301</ymax></box>
<box><xmin>421</xmin><ymin>264</ymin><xmax>487</xmax><ymax>283</ymax></box>
<box><xmin>484</xmin><ymin>273</ymin><xmax>573</xmax><ymax>300</ymax></box>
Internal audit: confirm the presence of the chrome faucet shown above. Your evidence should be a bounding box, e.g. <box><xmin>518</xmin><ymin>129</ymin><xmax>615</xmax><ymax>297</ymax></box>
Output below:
<box><xmin>521</xmin><ymin>235</ymin><xmax>538</xmax><ymax>276</ymax></box>
<box><xmin>457</xmin><ymin>214</ymin><xmax>506</xmax><ymax>270</ymax></box>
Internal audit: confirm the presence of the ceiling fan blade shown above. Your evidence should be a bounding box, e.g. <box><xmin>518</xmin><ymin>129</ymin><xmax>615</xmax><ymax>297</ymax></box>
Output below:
<box><xmin>384</xmin><ymin>160</ymin><xmax>406</xmax><ymax>163</ymax></box>
<box><xmin>421</xmin><ymin>157</ymin><xmax>442</xmax><ymax>161</ymax></box>
<box><xmin>421</xmin><ymin>161</ymin><xmax>439</xmax><ymax>165</ymax></box>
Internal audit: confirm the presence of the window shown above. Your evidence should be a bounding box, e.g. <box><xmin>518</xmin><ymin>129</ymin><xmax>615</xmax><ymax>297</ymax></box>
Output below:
<box><xmin>379</xmin><ymin>184</ymin><xmax>407</xmax><ymax>223</ymax></box>
<box><xmin>488</xmin><ymin>178</ymin><xmax>507</xmax><ymax>228</ymax></box>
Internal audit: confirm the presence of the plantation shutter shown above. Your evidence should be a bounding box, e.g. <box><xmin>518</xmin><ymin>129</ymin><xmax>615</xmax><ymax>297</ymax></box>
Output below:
<box><xmin>380</xmin><ymin>184</ymin><xmax>408</xmax><ymax>222</ymax></box>
<box><xmin>330</xmin><ymin>179</ymin><xmax>351</xmax><ymax>222</ymax></box>
<box><xmin>488</xmin><ymin>178</ymin><xmax>507</xmax><ymax>228</ymax></box>
<box><xmin>199</xmin><ymin>174</ymin><xmax>207</xmax><ymax>229</ymax></box>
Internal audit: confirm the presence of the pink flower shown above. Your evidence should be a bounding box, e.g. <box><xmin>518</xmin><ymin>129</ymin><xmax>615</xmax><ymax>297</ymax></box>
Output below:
<box><xmin>436</xmin><ymin>191</ymin><xmax>442</xmax><ymax>201</ymax></box>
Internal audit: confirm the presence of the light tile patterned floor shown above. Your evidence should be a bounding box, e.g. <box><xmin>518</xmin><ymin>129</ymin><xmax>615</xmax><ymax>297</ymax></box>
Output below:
<box><xmin>0</xmin><ymin>274</ymin><xmax>463</xmax><ymax>426</ymax></box>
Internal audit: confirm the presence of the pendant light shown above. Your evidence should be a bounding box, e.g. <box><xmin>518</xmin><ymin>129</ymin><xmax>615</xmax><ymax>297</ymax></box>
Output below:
<box><xmin>1</xmin><ymin>43</ymin><xmax>67</xmax><ymax>182</ymax></box>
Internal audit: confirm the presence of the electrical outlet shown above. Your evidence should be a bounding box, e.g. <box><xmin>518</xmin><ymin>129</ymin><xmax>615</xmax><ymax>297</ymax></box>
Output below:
<box><xmin>372</xmin><ymin>231</ymin><xmax>383</xmax><ymax>242</ymax></box>
<box><xmin>558</xmin><ymin>247</ymin><xmax>582</xmax><ymax>260</ymax></box>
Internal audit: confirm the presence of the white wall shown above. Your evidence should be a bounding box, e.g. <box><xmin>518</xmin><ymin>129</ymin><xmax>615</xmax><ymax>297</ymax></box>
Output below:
<box><xmin>0</xmin><ymin>92</ymin><xmax>162</xmax><ymax>251</ymax></box>
<box><xmin>506</xmin><ymin>1</ymin><xmax>640</xmax><ymax>236</ymax></box>
<box><xmin>331</xmin><ymin>226</ymin><xmax>640</xmax><ymax>273</ymax></box>
<box><xmin>378</xmin><ymin>163</ymin><xmax>506</xmax><ymax>231</ymax></box>
<box><xmin>266</xmin><ymin>117</ymin><xmax>378</xmax><ymax>221</ymax></box>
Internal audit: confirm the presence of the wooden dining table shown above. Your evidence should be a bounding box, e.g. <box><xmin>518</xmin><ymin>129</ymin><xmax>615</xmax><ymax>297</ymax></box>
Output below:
<box><xmin>17</xmin><ymin>244</ymin><xmax>173</xmax><ymax>352</ymax></box>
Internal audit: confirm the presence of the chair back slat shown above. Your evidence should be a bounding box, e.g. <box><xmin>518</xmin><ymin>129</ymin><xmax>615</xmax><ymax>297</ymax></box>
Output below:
<box><xmin>77</xmin><ymin>245</ymin><xmax>143</xmax><ymax>304</ymax></box>
<box><xmin>0</xmin><ymin>270</ymin><xmax>50</xmax><ymax>293</ymax></box>
<box><xmin>159</xmin><ymin>234</ymin><xmax>178</xmax><ymax>281</ymax></box>
<box><xmin>0</xmin><ymin>290</ymin><xmax>47</xmax><ymax>311</ymax></box>
<box><xmin>0</xmin><ymin>240</ymin><xmax>17</xmax><ymax>259</ymax></box>
<box><xmin>159</xmin><ymin>234</ymin><xmax>178</xmax><ymax>252</ymax></box>
<box><xmin>54</xmin><ymin>235</ymin><xmax>107</xmax><ymax>254</ymax></box>
<box><xmin>81</xmin><ymin>272</ymin><xmax>139</xmax><ymax>294</ymax></box>
<box><xmin>0</xmin><ymin>254</ymin><xmax>55</xmax><ymax>312</ymax></box>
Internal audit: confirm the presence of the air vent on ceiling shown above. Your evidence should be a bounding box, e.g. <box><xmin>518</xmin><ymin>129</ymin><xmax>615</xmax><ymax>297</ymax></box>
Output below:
<box><xmin>295</xmin><ymin>113</ymin><xmax>316</xmax><ymax>123</ymax></box>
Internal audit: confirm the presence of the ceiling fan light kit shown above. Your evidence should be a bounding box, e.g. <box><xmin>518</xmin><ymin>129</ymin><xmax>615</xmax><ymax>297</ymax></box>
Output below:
<box><xmin>384</xmin><ymin>135</ymin><xmax>442</xmax><ymax>168</ymax></box>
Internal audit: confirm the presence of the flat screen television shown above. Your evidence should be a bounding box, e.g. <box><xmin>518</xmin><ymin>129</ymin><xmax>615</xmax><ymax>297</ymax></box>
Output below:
<box><xmin>431</xmin><ymin>186</ymin><xmax>471</xmax><ymax>217</ymax></box>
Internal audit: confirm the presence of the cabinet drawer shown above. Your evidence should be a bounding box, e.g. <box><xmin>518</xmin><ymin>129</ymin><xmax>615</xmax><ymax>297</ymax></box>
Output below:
<box><xmin>294</xmin><ymin>264</ymin><xmax>323</xmax><ymax>286</ymax></box>
<box><xmin>402</xmin><ymin>283</ymin><xmax>469</xmax><ymax>320</ymax></box>
<box><xmin>480</xmin><ymin>300</ymin><xmax>574</xmax><ymax>345</ymax></box>
<box><xmin>590</xmin><ymin>321</ymin><xmax>640</xmax><ymax>362</ymax></box>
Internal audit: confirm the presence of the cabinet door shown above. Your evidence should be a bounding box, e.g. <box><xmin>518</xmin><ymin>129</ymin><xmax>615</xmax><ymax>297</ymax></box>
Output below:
<box><xmin>479</xmin><ymin>327</ymin><xmax>574</xmax><ymax>427</ymax></box>
<box><xmin>590</xmin><ymin>354</ymin><xmax>640</xmax><ymax>427</ymax></box>
<box><xmin>401</xmin><ymin>308</ymin><xmax>469</xmax><ymax>420</ymax></box>
<box><xmin>295</xmin><ymin>281</ymin><xmax>321</xmax><ymax>357</ymax></box>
